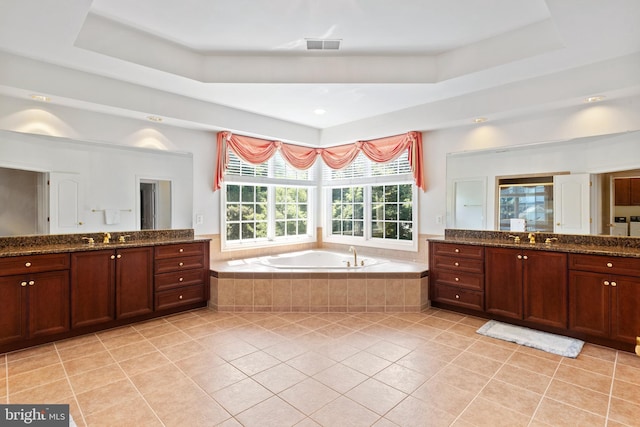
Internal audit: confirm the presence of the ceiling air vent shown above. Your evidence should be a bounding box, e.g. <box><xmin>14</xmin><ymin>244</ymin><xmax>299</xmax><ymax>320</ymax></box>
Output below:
<box><xmin>306</xmin><ymin>39</ymin><xmax>341</xmax><ymax>50</ymax></box>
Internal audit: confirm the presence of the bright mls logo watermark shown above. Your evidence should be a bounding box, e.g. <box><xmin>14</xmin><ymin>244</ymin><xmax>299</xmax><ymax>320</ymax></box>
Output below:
<box><xmin>1</xmin><ymin>405</ymin><xmax>69</xmax><ymax>426</ymax></box>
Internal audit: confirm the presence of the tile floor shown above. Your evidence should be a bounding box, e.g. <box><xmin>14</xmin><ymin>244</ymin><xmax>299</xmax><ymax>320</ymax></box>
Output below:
<box><xmin>1</xmin><ymin>308</ymin><xmax>640</xmax><ymax>427</ymax></box>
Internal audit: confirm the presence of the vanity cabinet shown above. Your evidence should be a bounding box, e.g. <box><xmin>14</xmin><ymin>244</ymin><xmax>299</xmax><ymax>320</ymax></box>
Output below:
<box><xmin>569</xmin><ymin>254</ymin><xmax>640</xmax><ymax>344</ymax></box>
<box><xmin>70</xmin><ymin>246</ymin><xmax>153</xmax><ymax>327</ymax></box>
<box><xmin>429</xmin><ymin>242</ymin><xmax>484</xmax><ymax>311</ymax></box>
<box><xmin>154</xmin><ymin>242</ymin><xmax>209</xmax><ymax>311</ymax></box>
<box><xmin>0</xmin><ymin>254</ymin><xmax>70</xmax><ymax>345</ymax></box>
<box><xmin>485</xmin><ymin>247</ymin><xmax>568</xmax><ymax>328</ymax></box>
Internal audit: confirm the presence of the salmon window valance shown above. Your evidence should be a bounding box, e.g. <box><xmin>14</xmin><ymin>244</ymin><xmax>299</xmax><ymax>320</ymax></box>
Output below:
<box><xmin>214</xmin><ymin>131</ymin><xmax>425</xmax><ymax>191</ymax></box>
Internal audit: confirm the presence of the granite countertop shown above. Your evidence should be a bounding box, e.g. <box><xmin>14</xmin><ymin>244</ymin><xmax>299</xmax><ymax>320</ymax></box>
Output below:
<box><xmin>0</xmin><ymin>229</ymin><xmax>210</xmax><ymax>258</ymax></box>
<box><xmin>429</xmin><ymin>230</ymin><xmax>640</xmax><ymax>258</ymax></box>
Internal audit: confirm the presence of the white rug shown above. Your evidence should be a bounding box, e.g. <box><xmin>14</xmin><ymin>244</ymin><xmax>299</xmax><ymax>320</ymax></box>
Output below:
<box><xmin>477</xmin><ymin>320</ymin><xmax>584</xmax><ymax>358</ymax></box>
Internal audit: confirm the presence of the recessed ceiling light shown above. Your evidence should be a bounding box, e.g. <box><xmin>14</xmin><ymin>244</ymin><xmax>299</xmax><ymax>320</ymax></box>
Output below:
<box><xmin>473</xmin><ymin>117</ymin><xmax>488</xmax><ymax>123</ymax></box>
<box><xmin>584</xmin><ymin>95</ymin><xmax>605</xmax><ymax>103</ymax></box>
<box><xmin>146</xmin><ymin>115</ymin><xmax>163</xmax><ymax>122</ymax></box>
<box><xmin>313</xmin><ymin>108</ymin><xmax>327</xmax><ymax>115</ymax></box>
<box><xmin>29</xmin><ymin>94</ymin><xmax>50</xmax><ymax>102</ymax></box>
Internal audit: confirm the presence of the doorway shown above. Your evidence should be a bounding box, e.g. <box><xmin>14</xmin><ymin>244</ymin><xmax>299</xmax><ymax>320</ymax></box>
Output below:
<box><xmin>140</xmin><ymin>179</ymin><xmax>172</xmax><ymax>230</ymax></box>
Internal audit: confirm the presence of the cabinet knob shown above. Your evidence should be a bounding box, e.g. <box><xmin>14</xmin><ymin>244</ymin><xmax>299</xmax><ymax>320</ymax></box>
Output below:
<box><xmin>110</xmin><ymin>255</ymin><xmax>116</xmax><ymax>260</ymax></box>
<box><xmin>179</xmin><ymin>262</ymin><xmax>184</xmax><ymax>267</ymax></box>
<box><xmin>454</xmin><ymin>248</ymin><xmax>460</xmax><ymax>253</ymax></box>
<box><xmin>20</xmin><ymin>281</ymin><xmax>27</xmax><ymax>287</ymax></box>
<box><xmin>517</xmin><ymin>255</ymin><xmax>522</xmax><ymax>259</ymax></box>
<box><xmin>117</xmin><ymin>254</ymin><xmax>122</xmax><ymax>259</ymax></box>
<box><xmin>28</xmin><ymin>280</ymin><xmax>35</xmax><ymax>286</ymax></box>
<box><xmin>455</xmin><ymin>277</ymin><xmax>460</xmax><ymax>282</ymax></box>
<box><xmin>604</xmin><ymin>281</ymin><xmax>610</xmax><ymax>286</ymax></box>
<box><xmin>179</xmin><ymin>295</ymin><xmax>183</xmax><ymax>300</ymax></box>
<box><xmin>454</xmin><ymin>262</ymin><xmax>459</xmax><ymax>266</ymax></box>
<box><xmin>179</xmin><ymin>248</ymin><xmax>184</xmax><ymax>253</ymax></box>
<box><xmin>611</xmin><ymin>281</ymin><xmax>617</xmax><ymax>287</ymax></box>
<box><xmin>455</xmin><ymin>294</ymin><xmax>460</xmax><ymax>299</ymax></box>
<box><xmin>523</xmin><ymin>255</ymin><xmax>528</xmax><ymax>260</ymax></box>
<box><xmin>25</xmin><ymin>262</ymin><xmax>32</xmax><ymax>267</ymax></box>
<box><xmin>606</xmin><ymin>262</ymin><xmax>613</xmax><ymax>268</ymax></box>
<box><xmin>179</xmin><ymin>277</ymin><xmax>184</xmax><ymax>282</ymax></box>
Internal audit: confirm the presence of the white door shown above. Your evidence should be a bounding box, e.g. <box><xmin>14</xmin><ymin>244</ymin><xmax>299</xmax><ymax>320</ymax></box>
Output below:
<box><xmin>553</xmin><ymin>174</ymin><xmax>591</xmax><ymax>234</ymax></box>
<box><xmin>49</xmin><ymin>172</ymin><xmax>82</xmax><ymax>233</ymax></box>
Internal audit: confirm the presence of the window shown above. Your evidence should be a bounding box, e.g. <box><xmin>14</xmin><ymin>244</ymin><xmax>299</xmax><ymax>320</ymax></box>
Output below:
<box><xmin>324</xmin><ymin>152</ymin><xmax>417</xmax><ymax>251</ymax></box>
<box><xmin>498</xmin><ymin>176</ymin><xmax>554</xmax><ymax>232</ymax></box>
<box><xmin>222</xmin><ymin>151</ymin><xmax>315</xmax><ymax>249</ymax></box>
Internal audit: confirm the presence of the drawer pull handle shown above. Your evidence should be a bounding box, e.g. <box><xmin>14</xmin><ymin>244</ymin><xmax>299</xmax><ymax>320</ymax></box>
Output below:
<box><xmin>179</xmin><ymin>295</ymin><xmax>183</xmax><ymax>300</ymax></box>
<box><xmin>28</xmin><ymin>280</ymin><xmax>35</xmax><ymax>286</ymax></box>
<box><xmin>110</xmin><ymin>255</ymin><xmax>116</xmax><ymax>260</ymax></box>
<box><xmin>179</xmin><ymin>248</ymin><xmax>184</xmax><ymax>253</ymax></box>
<box><xmin>25</xmin><ymin>262</ymin><xmax>32</xmax><ymax>267</ymax></box>
<box><xmin>20</xmin><ymin>281</ymin><xmax>27</xmax><ymax>287</ymax></box>
<box><xmin>517</xmin><ymin>255</ymin><xmax>522</xmax><ymax>259</ymax></box>
<box><xmin>179</xmin><ymin>277</ymin><xmax>184</xmax><ymax>282</ymax></box>
<box><xmin>611</xmin><ymin>281</ymin><xmax>617</xmax><ymax>287</ymax></box>
<box><xmin>455</xmin><ymin>277</ymin><xmax>460</xmax><ymax>282</ymax></box>
<box><xmin>606</xmin><ymin>262</ymin><xmax>613</xmax><ymax>268</ymax></box>
<box><xmin>454</xmin><ymin>248</ymin><xmax>460</xmax><ymax>253</ymax></box>
<box><xmin>179</xmin><ymin>262</ymin><xmax>184</xmax><ymax>267</ymax></box>
<box><xmin>604</xmin><ymin>281</ymin><xmax>610</xmax><ymax>286</ymax></box>
<box><xmin>455</xmin><ymin>294</ymin><xmax>460</xmax><ymax>299</ymax></box>
<box><xmin>454</xmin><ymin>262</ymin><xmax>459</xmax><ymax>266</ymax></box>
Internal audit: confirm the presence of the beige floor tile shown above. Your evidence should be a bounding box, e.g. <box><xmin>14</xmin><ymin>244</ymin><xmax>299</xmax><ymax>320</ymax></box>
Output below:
<box><xmin>554</xmin><ymin>364</ymin><xmax>612</xmax><ymax>394</ymax></box>
<box><xmin>478</xmin><ymin>379</ymin><xmax>542</xmax><ymax>417</ymax></box>
<box><xmin>118</xmin><ymin>352</ymin><xmax>170</xmax><ymax>377</ymax></box>
<box><xmin>506</xmin><ymin>351</ymin><xmax>560</xmax><ymax>377</ymax></box>
<box><xmin>494</xmin><ymin>364</ymin><xmax>552</xmax><ymax>395</ymax></box>
<box><xmin>313</xmin><ymin>363</ymin><xmax>368</xmax><ymax>394</ymax></box>
<box><xmin>56</xmin><ymin>340</ymin><xmax>108</xmax><ymax>362</ymax></box>
<box><xmin>68</xmin><ymin>363</ymin><xmax>127</xmax><ymax>394</ymax></box>
<box><xmin>129</xmin><ymin>364</ymin><xmax>193</xmax><ymax>395</ymax></box>
<box><xmin>532</xmin><ymin>397</ymin><xmax>606</xmax><ymax>426</ymax></box>
<box><xmin>385</xmin><ymin>395</ymin><xmax>456</xmax><ymax>427</ymax></box>
<box><xmin>230</xmin><ymin>350</ymin><xmax>281</xmax><ymax>376</ymax></box>
<box><xmin>8</xmin><ymin>363</ymin><xmax>66</xmax><ymax>394</ymax></box>
<box><xmin>6</xmin><ymin>343</ymin><xmax>56</xmax><ymax>362</ymax></box>
<box><xmin>7</xmin><ymin>351</ymin><xmax>61</xmax><ymax>376</ymax></box>
<box><xmin>617</xmin><ymin>351</ymin><xmax>640</xmax><ymax>369</ymax></box>
<box><xmin>159</xmin><ymin>339</ymin><xmax>206</xmax><ymax>361</ymax></box>
<box><xmin>396</xmin><ymin>350</ymin><xmax>449</xmax><ymax>378</ymax></box>
<box><xmin>236</xmin><ymin>395</ymin><xmax>305</xmax><ymax>427</ymax></box>
<box><xmin>545</xmin><ymin>378</ymin><xmax>609</xmax><ymax>416</ymax></box>
<box><xmin>466</xmin><ymin>340</ymin><xmax>516</xmax><ymax>363</ymax></box>
<box><xmin>63</xmin><ymin>351</ymin><xmax>115</xmax><ymax>376</ymax></box>
<box><xmin>452</xmin><ymin>352</ymin><xmax>504</xmax><ymax>377</ymax></box>
<box><xmin>98</xmin><ymin>331</ymin><xmax>146</xmax><ymax>350</ymax></box>
<box><xmin>8</xmin><ymin>377</ymin><xmax>73</xmax><ymax>403</ymax></box>
<box><xmin>310</xmin><ymin>395</ymin><xmax>380</xmax><ymax>427</ymax></box>
<box><xmin>212</xmin><ymin>377</ymin><xmax>273</xmax><ymax>415</ymax></box>
<box><xmin>615</xmin><ymin>363</ymin><xmax>640</xmax><ymax>386</ymax></box>
<box><xmin>314</xmin><ymin>340</ymin><xmax>361</xmax><ymax>362</ymax></box>
<box><xmin>145</xmin><ymin>330</ymin><xmax>192</xmax><ymax>348</ymax></box>
<box><xmin>430</xmin><ymin>364</ymin><xmax>490</xmax><ymax>395</ymax></box>
<box><xmin>346</xmin><ymin>378</ymin><xmax>408</xmax><ymax>415</ymax></box>
<box><xmin>262</xmin><ymin>340</ymin><xmax>309</xmax><ymax>361</ymax></box>
<box><xmin>54</xmin><ymin>333</ymin><xmax>101</xmax><ymax>350</ymax></box>
<box><xmin>580</xmin><ymin>342</ymin><xmax>618</xmax><ymax>362</ymax></box>
<box><xmin>192</xmin><ymin>363</ymin><xmax>248</xmax><ymax>394</ymax></box>
<box><xmin>83</xmin><ymin>396</ymin><xmax>161</xmax><ymax>427</ymax></box>
<box><xmin>411</xmin><ymin>379</ymin><xmax>475</xmax><ymax>417</ymax></box>
<box><xmin>560</xmin><ymin>352</ymin><xmax>614</xmax><ymax>377</ymax></box>
<box><xmin>106</xmin><ymin>340</ymin><xmax>157</xmax><ymax>362</ymax></box>
<box><xmin>459</xmin><ymin>396</ymin><xmax>531</xmax><ymax>427</ymax></box>
<box><xmin>279</xmin><ymin>378</ymin><xmax>341</xmax><ymax>415</ymax></box>
<box><xmin>207</xmin><ymin>338</ymin><xmax>259</xmax><ymax>361</ymax></box>
<box><xmin>174</xmin><ymin>350</ymin><xmax>227</xmax><ymax>377</ymax></box>
<box><xmin>608</xmin><ymin>397</ymin><xmax>640</xmax><ymax>426</ymax></box>
<box><xmin>75</xmin><ymin>379</ymin><xmax>141</xmax><ymax>416</ymax></box>
<box><xmin>612</xmin><ymin>378</ymin><xmax>640</xmax><ymax>403</ymax></box>
<box><xmin>365</xmin><ymin>340</ymin><xmax>412</xmax><ymax>362</ymax></box>
<box><xmin>286</xmin><ymin>351</ymin><xmax>336</xmax><ymax>376</ymax></box>
<box><xmin>342</xmin><ymin>350</ymin><xmax>392</xmax><ymax>376</ymax></box>
<box><xmin>252</xmin><ymin>362</ymin><xmax>307</xmax><ymax>394</ymax></box>
<box><xmin>374</xmin><ymin>363</ymin><xmax>429</xmax><ymax>394</ymax></box>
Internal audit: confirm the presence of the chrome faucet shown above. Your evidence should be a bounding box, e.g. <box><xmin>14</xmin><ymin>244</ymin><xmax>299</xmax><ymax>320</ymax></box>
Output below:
<box><xmin>349</xmin><ymin>246</ymin><xmax>358</xmax><ymax>266</ymax></box>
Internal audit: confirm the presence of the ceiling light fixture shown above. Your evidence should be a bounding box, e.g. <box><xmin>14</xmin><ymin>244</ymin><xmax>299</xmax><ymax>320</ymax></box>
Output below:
<box><xmin>146</xmin><ymin>115</ymin><xmax>163</xmax><ymax>122</ymax></box>
<box><xmin>473</xmin><ymin>117</ymin><xmax>488</xmax><ymax>123</ymax></box>
<box><xmin>313</xmin><ymin>108</ymin><xmax>327</xmax><ymax>115</ymax></box>
<box><xmin>584</xmin><ymin>95</ymin><xmax>605</xmax><ymax>103</ymax></box>
<box><xmin>29</xmin><ymin>94</ymin><xmax>50</xmax><ymax>102</ymax></box>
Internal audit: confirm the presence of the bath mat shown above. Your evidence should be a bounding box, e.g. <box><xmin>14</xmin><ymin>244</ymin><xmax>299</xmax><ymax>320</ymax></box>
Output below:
<box><xmin>476</xmin><ymin>320</ymin><xmax>584</xmax><ymax>358</ymax></box>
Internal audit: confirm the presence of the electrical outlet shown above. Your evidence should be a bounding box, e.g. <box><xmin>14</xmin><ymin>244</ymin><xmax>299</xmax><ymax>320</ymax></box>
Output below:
<box><xmin>195</xmin><ymin>214</ymin><xmax>204</xmax><ymax>225</ymax></box>
<box><xmin>436</xmin><ymin>215</ymin><xmax>443</xmax><ymax>224</ymax></box>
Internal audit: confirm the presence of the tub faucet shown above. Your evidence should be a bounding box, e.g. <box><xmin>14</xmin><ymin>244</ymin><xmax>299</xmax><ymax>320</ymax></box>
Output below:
<box><xmin>349</xmin><ymin>246</ymin><xmax>358</xmax><ymax>266</ymax></box>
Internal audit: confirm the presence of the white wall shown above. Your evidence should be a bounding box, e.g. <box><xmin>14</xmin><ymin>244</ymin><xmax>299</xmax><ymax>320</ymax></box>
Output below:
<box><xmin>1</xmin><ymin>92</ymin><xmax>640</xmax><ymax>239</ymax></box>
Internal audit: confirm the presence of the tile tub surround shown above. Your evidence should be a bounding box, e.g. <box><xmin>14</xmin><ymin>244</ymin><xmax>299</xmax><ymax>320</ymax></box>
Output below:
<box><xmin>211</xmin><ymin>272</ymin><xmax>429</xmax><ymax>313</ymax></box>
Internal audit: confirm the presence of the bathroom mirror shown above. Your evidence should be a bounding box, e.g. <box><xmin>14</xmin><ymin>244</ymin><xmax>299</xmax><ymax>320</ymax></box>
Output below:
<box><xmin>0</xmin><ymin>130</ymin><xmax>193</xmax><ymax>237</ymax></box>
<box><xmin>446</xmin><ymin>131</ymin><xmax>640</xmax><ymax>235</ymax></box>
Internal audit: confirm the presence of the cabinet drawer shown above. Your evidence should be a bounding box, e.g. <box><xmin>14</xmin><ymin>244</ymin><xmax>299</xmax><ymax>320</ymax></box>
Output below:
<box><xmin>0</xmin><ymin>253</ymin><xmax>70</xmax><ymax>276</ymax></box>
<box><xmin>155</xmin><ymin>243</ymin><xmax>204</xmax><ymax>259</ymax></box>
<box><xmin>431</xmin><ymin>284</ymin><xmax>484</xmax><ymax>311</ymax></box>
<box><xmin>569</xmin><ymin>254</ymin><xmax>640</xmax><ymax>276</ymax></box>
<box><xmin>432</xmin><ymin>270</ymin><xmax>483</xmax><ymax>291</ymax></box>
<box><xmin>433</xmin><ymin>255</ymin><xmax>484</xmax><ymax>274</ymax></box>
<box><xmin>155</xmin><ymin>255</ymin><xmax>205</xmax><ymax>274</ymax></box>
<box><xmin>155</xmin><ymin>269</ymin><xmax>205</xmax><ymax>291</ymax></box>
<box><xmin>155</xmin><ymin>284</ymin><xmax>205</xmax><ymax>310</ymax></box>
<box><xmin>432</xmin><ymin>243</ymin><xmax>484</xmax><ymax>259</ymax></box>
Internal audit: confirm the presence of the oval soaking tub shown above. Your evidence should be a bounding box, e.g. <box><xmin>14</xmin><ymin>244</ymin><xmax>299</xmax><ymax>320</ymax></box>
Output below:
<box><xmin>259</xmin><ymin>250</ymin><xmax>380</xmax><ymax>269</ymax></box>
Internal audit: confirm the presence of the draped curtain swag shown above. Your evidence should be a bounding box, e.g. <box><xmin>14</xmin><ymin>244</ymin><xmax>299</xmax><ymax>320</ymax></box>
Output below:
<box><xmin>214</xmin><ymin>131</ymin><xmax>425</xmax><ymax>191</ymax></box>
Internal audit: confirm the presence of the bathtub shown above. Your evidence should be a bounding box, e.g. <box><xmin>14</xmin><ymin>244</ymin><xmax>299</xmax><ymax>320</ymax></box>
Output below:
<box><xmin>259</xmin><ymin>250</ymin><xmax>380</xmax><ymax>269</ymax></box>
<box><xmin>210</xmin><ymin>249</ymin><xmax>430</xmax><ymax>313</ymax></box>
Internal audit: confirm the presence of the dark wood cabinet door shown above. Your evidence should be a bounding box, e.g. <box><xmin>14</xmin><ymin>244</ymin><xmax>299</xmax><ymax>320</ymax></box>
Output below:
<box><xmin>0</xmin><ymin>275</ymin><xmax>27</xmax><ymax>345</ymax></box>
<box><xmin>630</xmin><ymin>178</ymin><xmax>640</xmax><ymax>205</ymax></box>
<box><xmin>523</xmin><ymin>251</ymin><xmax>568</xmax><ymax>328</ymax></box>
<box><xmin>28</xmin><ymin>270</ymin><xmax>70</xmax><ymax>339</ymax></box>
<box><xmin>116</xmin><ymin>247</ymin><xmax>153</xmax><ymax>319</ymax></box>
<box><xmin>569</xmin><ymin>271</ymin><xmax>609</xmax><ymax>337</ymax></box>
<box><xmin>614</xmin><ymin>178</ymin><xmax>631</xmax><ymax>206</ymax></box>
<box><xmin>610</xmin><ymin>276</ymin><xmax>640</xmax><ymax>343</ymax></box>
<box><xmin>71</xmin><ymin>250</ymin><xmax>115</xmax><ymax>328</ymax></box>
<box><xmin>485</xmin><ymin>247</ymin><xmax>522</xmax><ymax>319</ymax></box>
